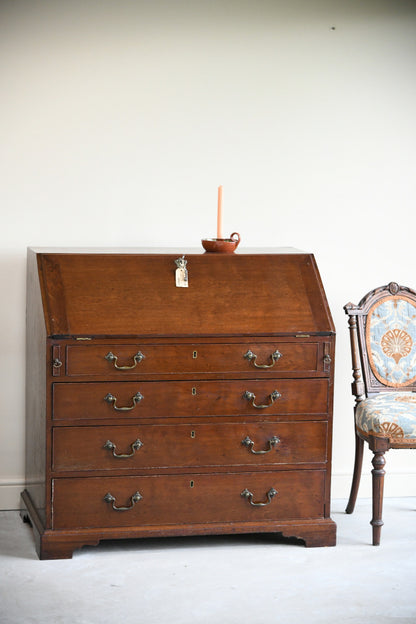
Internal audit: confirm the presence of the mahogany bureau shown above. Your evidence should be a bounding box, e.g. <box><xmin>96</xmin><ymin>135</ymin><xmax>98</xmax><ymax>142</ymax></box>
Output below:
<box><xmin>21</xmin><ymin>247</ymin><xmax>336</xmax><ymax>559</ymax></box>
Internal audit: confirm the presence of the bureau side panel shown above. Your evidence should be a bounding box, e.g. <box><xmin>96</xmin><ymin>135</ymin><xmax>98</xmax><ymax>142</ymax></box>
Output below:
<box><xmin>24</xmin><ymin>249</ymin><xmax>47</xmax><ymax>524</ymax></box>
<box><xmin>324</xmin><ymin>334</ymin><xmax>336</xmax><ymax>519</ymax></box>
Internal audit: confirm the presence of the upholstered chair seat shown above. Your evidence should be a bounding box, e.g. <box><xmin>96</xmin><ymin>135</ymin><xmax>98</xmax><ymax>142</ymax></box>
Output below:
<box><xmin>356</xmin><ymin>392</ymin><xmax>416</xmax><ymax>442</ymax></box>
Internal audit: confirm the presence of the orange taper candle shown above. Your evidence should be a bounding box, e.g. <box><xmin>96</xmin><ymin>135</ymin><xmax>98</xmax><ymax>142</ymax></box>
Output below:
<box><xmin>217</xmin><ymin>185</ymin><xmax>223</xmax><ymax>239</ymax></box>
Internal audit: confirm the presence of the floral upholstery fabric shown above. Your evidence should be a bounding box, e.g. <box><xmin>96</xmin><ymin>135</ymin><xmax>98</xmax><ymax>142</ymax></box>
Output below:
<box><xmin>366</xmin><ymin>296</ymin><xmax>416</xmax><ymax>387</ymax></box>
<box><xmin>356</xmin><ymin>392</ymin><xmax>416</xmax><ymax>442</ymax></box>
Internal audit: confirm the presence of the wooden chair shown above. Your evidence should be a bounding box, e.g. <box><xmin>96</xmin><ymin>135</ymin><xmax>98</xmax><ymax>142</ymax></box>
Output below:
<box><xmin>344</xmin><ymin>282</ymin><xmax>416</xmax><ymax>545</ymax></box>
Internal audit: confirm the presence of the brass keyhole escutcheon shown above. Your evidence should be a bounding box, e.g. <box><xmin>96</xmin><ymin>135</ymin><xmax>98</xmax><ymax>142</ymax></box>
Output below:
<box><xmin>192</xmin><ymin>351</ymin><xmax>198</xmax><ymax>359</ymax></box>
<box><xmin>192</xmin><ymin>387</ymin><xmax>197</xmax><ymax>396</ymax></box>
<box><xmin>190</xmin><ymin>480</ymin><xmax>195</xmax><ymax>488</ymax></box>
<box><xmin>190</xmin><ymin>430</ymin><xmax>196</xmax><ymax>438</ymax></box>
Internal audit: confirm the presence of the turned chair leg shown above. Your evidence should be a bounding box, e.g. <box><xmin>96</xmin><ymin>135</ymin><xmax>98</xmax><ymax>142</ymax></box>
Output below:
<box><xmin>346</xmin><ymin>433</ymin><xmax>364</xmax><ymax>514</ymax></box>
<box><xmin>370</xmin><ymin>450</ymin><xmax>386</xmax><ymax>546</ymax></box>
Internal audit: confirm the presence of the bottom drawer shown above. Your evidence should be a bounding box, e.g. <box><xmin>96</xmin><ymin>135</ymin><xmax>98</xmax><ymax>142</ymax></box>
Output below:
<box><xmin>52</xmin><ymin>471</ymin><xmax>325</xmax><ymax>529</ymax></box>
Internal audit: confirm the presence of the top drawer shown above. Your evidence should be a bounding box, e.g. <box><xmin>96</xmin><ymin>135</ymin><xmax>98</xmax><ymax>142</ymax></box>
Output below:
<box><xmin>64</xmin><ymin>342</ymin><xmax>325</xmax><ymax>377</ymax></box>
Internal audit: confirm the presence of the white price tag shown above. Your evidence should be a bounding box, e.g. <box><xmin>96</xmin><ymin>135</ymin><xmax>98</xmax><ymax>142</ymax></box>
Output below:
<box><xmin>174</xmin><ymin>256</ymin><xmax>188</xmax><ymax>287</ymax></box>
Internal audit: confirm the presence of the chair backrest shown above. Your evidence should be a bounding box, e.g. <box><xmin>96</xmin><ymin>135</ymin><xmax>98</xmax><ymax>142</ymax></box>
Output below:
<box><xmin>345</xmin><ymin>282</ymin><xmax>416</xmax><ymax>397</ymax></box>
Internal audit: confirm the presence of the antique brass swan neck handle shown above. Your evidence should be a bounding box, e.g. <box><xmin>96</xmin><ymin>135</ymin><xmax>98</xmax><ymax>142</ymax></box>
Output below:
<box><xmin>243</xmin><ymin>390</ymin><xmax>281</xmax><ymax>409</ymax></box>
<box><xmin>104</xmin><ymin>392</ymin><xmax>143</xmax><ymax>411</ymax></box>
<box><xmin>103</xmin><ymin>438</ymin><xmax>143</xmax><ymax>458</ymax></box>
<box><xmin>240</xmin><ymin>487</ymin><xmax>278</xmax><ymax>507</ymax></box>
<box><xmin>243</xmin><ymin>349</ymin><xmax>282</xmax><ymax>369</ymax></box>
<box><xmin>103</xmin><ymin>491</ymin><xmax>143</xmax><ymax>511</ymax></box>
<box><xmin>105</xmin><ymin>351</ymin><xmax>145</xmax><ymax>370</ymax></box>
<box><xmin>241</xmin><ymin>435</ymin><xmax>280</xmax><ymax>454</ymax></box>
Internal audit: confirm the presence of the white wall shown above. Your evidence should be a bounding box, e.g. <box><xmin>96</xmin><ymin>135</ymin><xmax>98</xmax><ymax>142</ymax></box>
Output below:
<box><xmin>1</xmin><ymin>0</ymin><xmax>416</xmax><ymax>509</ymax></box>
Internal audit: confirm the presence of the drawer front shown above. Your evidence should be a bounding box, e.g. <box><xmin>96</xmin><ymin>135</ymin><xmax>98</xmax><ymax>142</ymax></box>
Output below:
<box><xmin>52</xmin><ymin>471</ymin><xmax>325</xmax><ymax>529</ymax></box>
<box><xmin>65</xmin><ymin>342</ymin><xmax>323</xmax><ymax>377</ymax></box>
<box><xmin>52</xmin><ymin>379</ymin><xmax>329</xmax><ymax>421</ymax></box>
<box><xmin>52</xmin><ymin>421</ymin><xmax>328</xmax><ymax>471</ymax></box>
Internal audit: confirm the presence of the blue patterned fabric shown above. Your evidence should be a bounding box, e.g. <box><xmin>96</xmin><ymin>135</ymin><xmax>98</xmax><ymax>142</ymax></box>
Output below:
<box><xmin>356</xmin><ymin>392</ymin><xmax>416</xmax><ymax>442</ymax></box>
<box><xmin>366</xmin><ymin>297</ymin><xmax>416</xmax><ymax>387</ymax></box>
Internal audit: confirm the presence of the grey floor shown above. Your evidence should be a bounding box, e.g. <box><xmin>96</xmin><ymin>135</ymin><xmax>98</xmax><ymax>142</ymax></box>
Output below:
<box><xmin>1</xmin><ymin>498</ymin><xmax>415</xmax><ymax>624</ymax></box>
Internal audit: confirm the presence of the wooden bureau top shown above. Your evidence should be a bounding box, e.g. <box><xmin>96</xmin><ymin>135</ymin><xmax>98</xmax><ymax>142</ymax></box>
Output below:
<box><xmin>28</xmin><ymin>248</ymin><xmax>334</xmax><ymax>338</ymax></box>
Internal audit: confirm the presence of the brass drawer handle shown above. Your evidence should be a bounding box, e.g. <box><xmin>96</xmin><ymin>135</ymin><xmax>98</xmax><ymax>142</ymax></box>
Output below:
<box><xmin>104</xmin><ymin>392</ymin><xmax>143</xmax><ymax>411</ymax></box>
<box><xmin>243</xmin><ymin>390</ymin><xmax>281</xmax><ymax>409</ymax></box>
<box><xmin>240</xmin><ymin>487</ymin><xmax>278</xmax><ymax>507</ymax></box>
<box><xmin>104</xmin><ymin>491</ymin><xmax>142</xmax><ymax>511</ymax></box>
<box><xmin>104</xmin><ymin>438</ymin><xmax>143</xmax><ymax>458</ymax></box>
<box><xmin>244</xmin><ymin>349</ymin><xmax>282</xmax><ymax>369</ymax></box>
<box><xmin>242</xmin><ymin>435</ymin><xmax>280</xmax><ymax>454</ymax></box>
<box><xmin>105</xmin><ymin>351</ymin><xmax>145</xmax><ymax>370</ymax></box>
